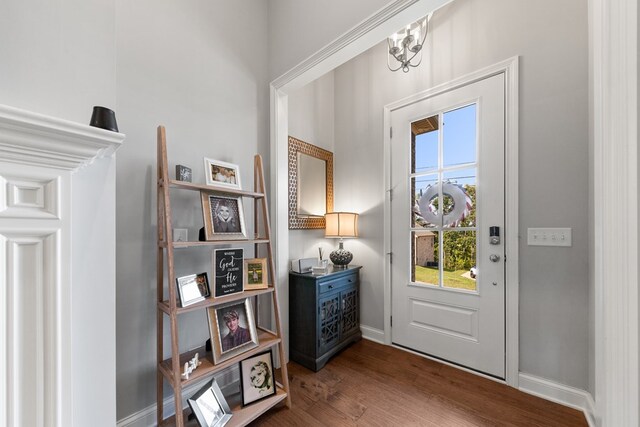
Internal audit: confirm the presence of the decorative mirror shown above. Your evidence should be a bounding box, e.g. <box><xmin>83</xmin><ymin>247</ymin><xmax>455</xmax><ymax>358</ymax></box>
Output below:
<box><xmin>288</xmin><ymin>136</ymin><xmax>333</xmax><ymax>229</ymax></box>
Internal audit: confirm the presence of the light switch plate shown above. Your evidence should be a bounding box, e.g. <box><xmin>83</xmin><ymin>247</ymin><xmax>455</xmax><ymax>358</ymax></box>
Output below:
<box><xmin>527</xmin><ymin>228</ymin><xmax>572</xmax><ymax>247</ymax></box>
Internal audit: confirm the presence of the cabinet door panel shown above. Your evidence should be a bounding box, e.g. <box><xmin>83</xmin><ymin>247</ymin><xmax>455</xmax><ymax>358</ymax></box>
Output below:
<box><xmin>341</xmin><ymin>287</ymin><xmax>359</xmax><ymax>336</ymax></box>
<box><xmin>319</xmin><ymin>292</ymin><xmax>341</xmax><ymax>354</ymax></box>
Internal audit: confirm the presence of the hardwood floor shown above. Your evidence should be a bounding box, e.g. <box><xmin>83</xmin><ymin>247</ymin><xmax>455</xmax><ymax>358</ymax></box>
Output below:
<box><xmin>253</xmin><ymin>339</ymin><xmax>587</xmax><ymax>426</ymax></box>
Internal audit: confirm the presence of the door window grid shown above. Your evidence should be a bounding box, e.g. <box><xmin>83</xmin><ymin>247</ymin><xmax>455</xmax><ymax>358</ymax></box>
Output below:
<box><xmin>410</xmin><ymin>104</ymin><xmax>478</xmax><ymax>291</ymax></box>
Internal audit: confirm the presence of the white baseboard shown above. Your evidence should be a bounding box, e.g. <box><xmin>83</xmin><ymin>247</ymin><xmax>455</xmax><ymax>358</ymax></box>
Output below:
<box><xmin>360</xmin><ymin>325</ymin><xmax>385</xmax><ymax>344</ymax></box>
<box><xmin>117</xmin><ymin>367</ymin><xmax>239</xmax><ymax>427</ymax></box>
<box><xmin>519</xmin><ymin>373</ymin><xmax>596</xmax><ymax>426</ymax></box>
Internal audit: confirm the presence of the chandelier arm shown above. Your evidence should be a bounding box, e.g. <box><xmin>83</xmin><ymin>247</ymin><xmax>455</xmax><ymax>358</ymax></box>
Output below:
<box><xmin>409</xmin><ymin>55</ymin><xmax>423</xmax><ymax>68</ymax></box>
<box><xmin>404</xmin><ymin>49</ymin><xmax>422</xmax><ymax>66</ymax></box>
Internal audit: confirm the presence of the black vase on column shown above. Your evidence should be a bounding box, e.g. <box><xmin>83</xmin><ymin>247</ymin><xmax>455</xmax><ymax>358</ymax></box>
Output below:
<box><xmin>89</xmin><ymin>106</ymin><xmax>119</xmax><ymax>132</ymax></box>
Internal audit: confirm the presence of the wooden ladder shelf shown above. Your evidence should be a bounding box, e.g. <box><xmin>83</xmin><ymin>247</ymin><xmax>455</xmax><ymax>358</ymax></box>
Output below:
<box><xmin>156</xmin><ymin>126</ymin><xmax>291</xmax><ymax>426</ymax></box>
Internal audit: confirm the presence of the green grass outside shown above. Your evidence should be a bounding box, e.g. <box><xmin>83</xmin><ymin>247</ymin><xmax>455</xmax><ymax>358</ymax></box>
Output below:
<box><xmin>414</xmin><ymin>266</ymin><xmax>476</xmax><ymax>291</ymax></box>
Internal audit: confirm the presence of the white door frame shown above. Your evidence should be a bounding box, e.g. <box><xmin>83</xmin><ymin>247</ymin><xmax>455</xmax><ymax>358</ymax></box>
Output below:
<box><xmin>383</xmin><ymin>57</ymin><xmax>519</xmax><ymax>385</ymax></box>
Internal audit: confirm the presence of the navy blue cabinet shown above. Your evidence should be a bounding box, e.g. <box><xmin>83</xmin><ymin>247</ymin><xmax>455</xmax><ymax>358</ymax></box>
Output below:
<box><xmin>289</xmin><ymin>266</ymin><xmax>362</xmax><ymax>371</ymax></box>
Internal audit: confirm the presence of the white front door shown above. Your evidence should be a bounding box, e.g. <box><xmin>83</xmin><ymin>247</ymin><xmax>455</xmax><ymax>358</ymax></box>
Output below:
<box><xmin>390</xmin><ymin>74</ymin><xmax>505</xmax><ymax>378</ymax></box>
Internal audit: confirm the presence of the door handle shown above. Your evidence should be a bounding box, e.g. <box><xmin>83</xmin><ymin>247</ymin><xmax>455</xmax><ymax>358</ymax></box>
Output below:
<box><xmin>489</xmin><ymin>254</ymin><xmax>500</xmax><ymax>262</ymax></box>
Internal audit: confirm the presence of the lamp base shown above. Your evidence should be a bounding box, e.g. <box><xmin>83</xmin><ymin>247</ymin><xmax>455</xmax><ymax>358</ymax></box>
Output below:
<box><xmin>330</xmin><ymin>241</ymin><xmax>353</xmax><ymax>267</ymax></box>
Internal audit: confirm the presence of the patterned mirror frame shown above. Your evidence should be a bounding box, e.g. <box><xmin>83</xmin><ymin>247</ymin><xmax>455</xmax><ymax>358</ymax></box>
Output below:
<box><xmin>288</xmin><ymin>136</ymin><xmax>334</xmax><ymax>229</ymax></box>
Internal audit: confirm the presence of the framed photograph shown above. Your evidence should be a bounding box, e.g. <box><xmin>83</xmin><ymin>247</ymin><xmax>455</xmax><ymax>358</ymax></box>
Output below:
<box><xmin>207</xmin><ymin>298</ymin><xmax>258</xmax><ymax>364</ymax></box>
<box><xmin>201</xmin><ymin>193</ymin><xmax>247</xmax><ymax>241</ymax></box>
<box><xmin>204</xmin><ymin>158</ymin><xmax>241</xmax><ymax>190</ymax></box>
<box><xmin>176</xmin><ymin>273</ymin><xmax>210</xmax><ymax>307</ymax></box>
<box><xmin>239</xmin><ymin>350</ymin><xmax>276</xmax><ymax>406</ymax></box>
<box><xmin>213</xmin><ymin>248</ymin><xmax>244</xmax><ymax>297</ymax></box>
<box><xmin>244</xmin><ymin>258</ymin><xmax>268</xmax><ymax>290</ymax></box>
<box><xmin>187</xmin><ymin>379</ymin><xmax>232</xmax><ymax>427</ymax></box>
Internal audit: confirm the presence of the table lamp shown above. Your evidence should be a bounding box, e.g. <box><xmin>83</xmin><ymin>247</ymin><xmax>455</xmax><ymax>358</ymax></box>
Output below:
<box><xmin>324</xmin><ymin>212</ymin><xmax>358</xmax><ymax>267</ymax></box>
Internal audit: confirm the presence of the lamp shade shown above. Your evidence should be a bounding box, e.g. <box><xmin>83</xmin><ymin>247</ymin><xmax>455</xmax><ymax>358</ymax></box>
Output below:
<box><xmin>324</xmin><ymin>212</ymin><xmax>358</xmax><ymax>238</ymax></box>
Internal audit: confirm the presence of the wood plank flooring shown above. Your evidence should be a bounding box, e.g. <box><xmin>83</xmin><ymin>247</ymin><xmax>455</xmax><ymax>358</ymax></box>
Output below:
<box><xmin>252</xmin><ymin>339</ymin><xmax>587</xmax><ymax>426</ymax></box>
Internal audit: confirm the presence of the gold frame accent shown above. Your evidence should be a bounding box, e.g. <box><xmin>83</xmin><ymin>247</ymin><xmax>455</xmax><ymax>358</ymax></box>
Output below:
<box><xmin>288</xmin><ymin>136</ymin><xmax>334</xmax><ymax>229</ymax></box>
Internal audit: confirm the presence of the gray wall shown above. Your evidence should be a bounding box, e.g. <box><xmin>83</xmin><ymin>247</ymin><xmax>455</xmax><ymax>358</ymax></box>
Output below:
<box><xmin>332</xmin><ymin>0</ymin><xmax>590</xmax><ymax>389</ymax></box>
<box><xmin>114</xmin><ymin>0</ymin><xmax>269</xmax><ymax>419</ymax></box>
<box><xmin>0</xmin><ymin>0</ymin><xmax>116</xmax><ymax>122</ymax></box>
<box><xmin>267</xmin><ymin>0</ymin><xmax>391</xmax><ymax>81</ymax></box>
<box><xmin>288</xmin><ymin>72</ymin><xmax>336</xmax><ymax>262</ymax></box>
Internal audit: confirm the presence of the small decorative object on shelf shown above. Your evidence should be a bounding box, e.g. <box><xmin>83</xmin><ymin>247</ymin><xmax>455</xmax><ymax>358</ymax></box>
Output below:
<box><xmin>173</xmin><ymin>228</ymin><xmax>188</xmax><ymax>242</ymax></box>
<box><xmin>89</xmin><ymin>106</ymin><xmax>119</xmax><ymax>132</ymax></box>
<box><xmin>203</xmin><ymin>157</ymin><xmax>241</xmax><ymax>189</ymax></box>
<box><xmin>176</xmin><ymin>273</ymin><xmax>210</xmax><ymax>307</ymax></box>
<box><xmin>325</xmin><ymin>212</ymin><xmax>359</xmax><ymax>267</ymax></box>
<box><xmin>175</xmin><ymin>165</ymin><xmax>192</xmax><ymax>182</ymax></box>
<box><xmin>187</xmin><ymin>379</ymin><xmax>232</xmax><ymax>427</ymax></box>
<box><xmin>201</xmin><ymin>193</ymin><xmax>247</xmax><ymax>240</ymax></box>
<box><xmin>239</xmin><ymin>350</ymin><xmax>276</xmax><ymax>406</ymax></box>
<box><xmin>244</xmin><ymin>258</ymin><xmax>268</xmax><ymax>290</ymax></box>
<box><xmin>213</xmin><ymin>248</ymin><xmax>244</xmax><ymax>297</ymax></box>
<box><xmin>181</xmin><ymin>352</ymin><xmax>202</xmax><ymax>380</ymax></box>
<box><xmin>207</xmin><ymin>298</ymin><xmax>259</xmax><ymax>364</ymax></box>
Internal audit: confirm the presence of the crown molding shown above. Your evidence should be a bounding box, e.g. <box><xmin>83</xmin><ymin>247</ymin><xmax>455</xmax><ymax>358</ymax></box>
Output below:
<box><xmin>0</xmin><ymin>104</ymin><xmax>125</xmax><ymax>171</ymax></box>
<box><xmin>271</xmin><ymin>0</ymin><xmax>452</xmax><ymax>90</ymax></box>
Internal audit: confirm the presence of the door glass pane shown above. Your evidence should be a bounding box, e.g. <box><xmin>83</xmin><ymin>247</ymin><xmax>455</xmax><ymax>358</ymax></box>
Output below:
<box><xmin>442</xmin><ymin>230</ymin><xmax>477</xmax><ymax>291</ymax></box>
<box><xmin>412</xmin><ymin>115</ymin><xmax>439</xmax><ymax>173</ymax></box>
<box><xmin>413</xmin><ymin>230</ymin><xmax>439</xmax><ymax>286</ymax></box>
<box><xmin>442</xmin><ymin>168</ymin><xmax>476</xmax><ymax>228</ymax></box>
<box><xmin>412</xmin><ymin>175</ymin><xmax>439</xmax><ymax>228</ymax></box>
<box><xmin>443</xmin><ymin>104</ymin><xmax>476</xmax><ymax>167</ymax></box>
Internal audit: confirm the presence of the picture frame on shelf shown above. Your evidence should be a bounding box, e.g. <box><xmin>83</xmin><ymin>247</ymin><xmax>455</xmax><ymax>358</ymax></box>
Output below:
<box><xmin>203</xmin><ymin>158</ymin><xmax>241</xmax><ymax>190</ymax></box>
<box><xmin>175</xmin><ymin>164</ymin><xmax>192</xmax><ymax>182</ymax></box>
<box><xmin>176</xmin><ymin>273</ymin><xmax>210</xmax><ymax>307</ymax></box>
<box><xmin>173</xmin><ymin>228</ymin><xmax>188</xmax><ymax>243</ymax></box>
<box><xmin>244</xmin><ymin>258</ymin><xmax>268</xmax><ymax>290</ymax></box>
<box><xmin>187</xmin><ymin>378</ymin><xmax>232</xmax><ymax>427</ymax></box>
<box><xmin>207</xmin><ymin>298</ymin><xmax>259</xmax><ymax>364</ymax></box>
<box><xmin>239</xmin><ymin>350</ymin><xmax>276</xmax><ymax>407</ymax></box>
<box><xmin>213</xmin><ymin>248</ymin><xmax>244</xmax><ymax>297</ymax></box>
<box><xmin>201</xmin><ymin>193</ymin><xmax>247</xmax><ymax>241</ymax></box>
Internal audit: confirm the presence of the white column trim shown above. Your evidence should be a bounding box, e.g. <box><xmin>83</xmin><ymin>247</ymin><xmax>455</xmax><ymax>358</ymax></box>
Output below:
<box><xmin>0</xmin><ymin>105</ymin><xmax>123</xmax><ymax>426</ymax></box>
<box><xmin>0</xmin><ymin>104</ymin><xmax>124</xmax><ymax>170</ymax></box>
<box><xmin>591</xmin><ymin>0</ymin><xmax>639</xmax><ymax>425</ymax></box>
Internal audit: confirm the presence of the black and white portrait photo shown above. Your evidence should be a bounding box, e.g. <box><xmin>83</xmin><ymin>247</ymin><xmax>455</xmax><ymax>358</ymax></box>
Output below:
<box><xmin>200</xmin><ymin>193</ymin><xmax>247</xmax><ymax>240</ymax></box>
<box><xmin>240</xmin><ymin>351</ymin><xmax>276</xmax><ymax>406</ymax></box>
<box><xmin>211</xmin><ymin>197</ymin><xmax>241</xmax><ymax>233</ymax></box>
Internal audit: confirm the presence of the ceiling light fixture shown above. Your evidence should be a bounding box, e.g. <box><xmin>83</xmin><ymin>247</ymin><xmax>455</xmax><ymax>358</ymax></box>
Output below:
<box><xmin>387</xmin><ymin>13</ymin><xmax>432</xmax><ymax>73</ymax></box>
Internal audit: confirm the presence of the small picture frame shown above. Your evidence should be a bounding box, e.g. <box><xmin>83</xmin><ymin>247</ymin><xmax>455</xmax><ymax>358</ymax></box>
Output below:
<box><xmin>244</xmin><ymin>258</ymin><xmax>268</xmax><ymax>290</ymax></box>
<box><xmin>239</xmin><ymin>350</ymin><xmax>276</xmax><ymax>406</ymax></box>
<box><xmin>173</xmin><ymin>228</ymin><xmax>188</xmax><ymax>243</ymax></box>
<box><xmin>201</xmin><ymin>193</ymin><xmax>247</xmax><ymax>241</ymax></box>
<box><xmin>213</xmin><ymin>248</ymin><xmax>244</xmax><ymax>297</ymax></box>
<box><xmin>176</xmin><ymin>165</ymin><xmax>192</xmax><ymax>182</ymax></box>
<box><xmin>207</xmin><ymin>298</ymin><xmax>259</xmax><ymax>364</ymax></box>
<box><xmin>176</xmin><ymin>273</ymin><xmax>210</xmax><ymax>307</ymax></box>
<box><xmin>204</xmin><ymin>158</ymin><xmax>241</xmax><ymax>190</ymax></box>
<box><xmin>187</xmin><ymin>378</ymin><xmax>232</xmax><ymax>427</ymax></box>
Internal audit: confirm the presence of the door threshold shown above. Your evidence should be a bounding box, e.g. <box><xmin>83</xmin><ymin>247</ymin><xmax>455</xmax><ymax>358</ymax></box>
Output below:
<box><xmin>391</xmin><ymin>342</ymin><xmax>507</xmax><ymax>385</ymax></box>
